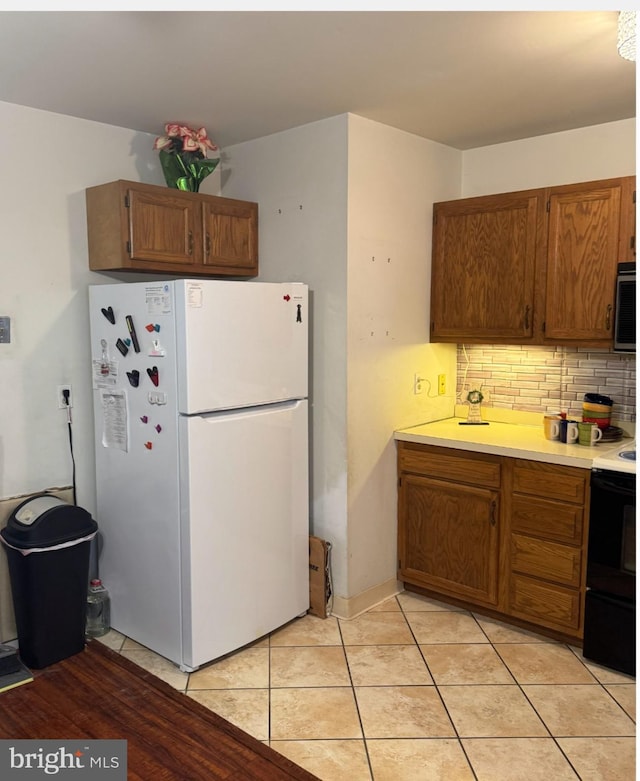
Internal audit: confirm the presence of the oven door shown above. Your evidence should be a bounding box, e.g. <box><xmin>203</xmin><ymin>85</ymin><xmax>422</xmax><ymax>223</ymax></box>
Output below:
<box><xmin>584</xmin><ymin>468</ymin><xmax>636</xmax><ymax>675</ymax></box>
<box><xmin>587</xmin><ymin>469</ymin><xmax>636</xmax><ymax>600</ymax></box>
<box><xmin>583</xmin><ymin>590</ymin><xmax>635</xmax><ymax>676</ymax></box>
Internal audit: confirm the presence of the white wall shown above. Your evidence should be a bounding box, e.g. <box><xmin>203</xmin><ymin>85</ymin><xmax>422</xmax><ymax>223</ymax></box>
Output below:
<box><xmin>224</xmin><ymin>114</ymin><xmax>461</xmax><ymax>609</ymax></box>
<box><xmin>222</xmin><ymin>116</ymin><xmax>352</xmax><ymax>598</ymax></box>
<box><xmin>345</xmin><ymin>115</ymin><xmax>459</xmax><ymax>604</ymax></box>
<box><xmin>0</xmin><ymin>101</ymin><xmax>173</xmax><ymax>507</ymax></box>
<box><xmin>462</xmin><ymin>118</ymin><xmax>636</xmax><ymax>196</ymax></box>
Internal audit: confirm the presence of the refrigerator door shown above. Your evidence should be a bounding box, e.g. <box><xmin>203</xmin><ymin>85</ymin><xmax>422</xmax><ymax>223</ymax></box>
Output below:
<box><xmin>89</xmin><ymin>282</ymin><xmax>184</xmax><ymax>666</ymax></box>
<box><xmin>179</xmin><ymin>399</ymin><xmax>309</xmax><ymax>669</ymax></box>
<box><xmin>174</xmin><ymin>280</ymin><xmax>308</xmax><ymax>414</ymax></box>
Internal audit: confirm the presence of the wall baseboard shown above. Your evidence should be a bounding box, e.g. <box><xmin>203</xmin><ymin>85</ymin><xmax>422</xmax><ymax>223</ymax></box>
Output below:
<box><xmin>330</xmin><ymin>578</ymin><xmax>402</xmax><ymax>620</ymax></box>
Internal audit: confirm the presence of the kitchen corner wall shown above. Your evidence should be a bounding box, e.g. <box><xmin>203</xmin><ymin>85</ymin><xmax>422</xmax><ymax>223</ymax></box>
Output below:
<box><xmin>345</xmin><ymin>115</ymin><xmax>460</xmax><ymax>608</ymax></box>
<box><xmin>456</xmin><ymin>345</ymin><xmax>636</xmax><ymax>424</ymax></box>
<box><xmin>223</xmin><ymin>114</ymin><xmax>461</xmax><ymax>613</ymax></box>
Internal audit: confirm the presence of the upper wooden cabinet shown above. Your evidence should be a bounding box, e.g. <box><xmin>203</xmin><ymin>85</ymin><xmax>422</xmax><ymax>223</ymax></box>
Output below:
<box><xmin>543</xmin><ymin>179</ymin><xmax>633</xmax><ymax>343</ymax></box>
<box><xmin>86</xmin><ymin>180</ymin><xmax>258</xmax><ymax>278</ymax></box>
<box><xmin>430</xmin><ymin>190</ymin><xmax>545</xmax><ymax>343</ymax></box>
<box><xmin>430</xmin><ymin>176</ymin><xmax>636</xmax><ymax>347</ymax></box>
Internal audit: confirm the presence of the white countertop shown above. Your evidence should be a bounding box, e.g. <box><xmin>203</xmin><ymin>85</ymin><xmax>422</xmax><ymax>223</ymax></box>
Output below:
<box><xmin>394</xmin><ymin>417</ymin><xmax>632</xmax><ymax>469</ymax></box>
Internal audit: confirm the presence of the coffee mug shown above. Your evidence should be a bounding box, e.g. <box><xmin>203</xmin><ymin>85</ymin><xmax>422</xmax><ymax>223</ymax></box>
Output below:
<box><xmin>543</xmin><ymin>415</ymin><xmax>561</xmax><ymax>441</ymax></box>
<box><xmin>560</xmin><ymin>419</ymin><xmax>579</xmax><ymax>444</ymax></box>
<box><xmin>578</xmin><ymin>421</ymin><xmax>604</xmax><ymax>446</ymax></box>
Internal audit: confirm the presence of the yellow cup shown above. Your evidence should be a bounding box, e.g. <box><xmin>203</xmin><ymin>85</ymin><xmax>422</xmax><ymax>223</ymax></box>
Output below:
<box><xmin>543</xmin><ymin>415</ymin><xmax>561</xmax><ymax>441</ymax></box>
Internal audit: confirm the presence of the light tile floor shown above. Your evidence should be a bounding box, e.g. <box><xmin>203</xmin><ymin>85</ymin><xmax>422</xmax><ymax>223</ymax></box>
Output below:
<box><xmin>97</xmin><ymin>592</ymin><xmax>636</xmax><ymax>780</ymax></box>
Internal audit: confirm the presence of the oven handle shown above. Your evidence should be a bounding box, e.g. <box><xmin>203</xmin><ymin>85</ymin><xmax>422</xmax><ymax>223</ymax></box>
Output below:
<box><xmin>586</xmin><ymin>588</ymin><xmax>635</xmax><ymax>609</ymax></box>
<box><xmin>591</xmin><ymin>472</ymin><xmax>636</xmax><ymax>497</ymax></box>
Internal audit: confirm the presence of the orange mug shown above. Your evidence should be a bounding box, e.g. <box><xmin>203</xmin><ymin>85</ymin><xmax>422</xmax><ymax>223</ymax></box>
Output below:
<box><xmin>543</xmin><ymin>415</ymin><xmax>561</xmax><ymax>441</ymax></box>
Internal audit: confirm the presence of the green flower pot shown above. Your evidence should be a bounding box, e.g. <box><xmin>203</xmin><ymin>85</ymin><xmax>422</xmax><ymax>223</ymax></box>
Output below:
<box><xmin>158</xmin><ymin>149</ymin><xmax>220</xmax><ymax>192</ymax></box>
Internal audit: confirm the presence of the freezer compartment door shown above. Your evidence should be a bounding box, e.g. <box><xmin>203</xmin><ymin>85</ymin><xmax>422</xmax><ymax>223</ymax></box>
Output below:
<box><xmin>180</xmin><ymin>399</ymin><xmax>309</xmax><ymax>668</ymax></box>
<box><xmin>175</xmin><ymin>280</ymin><xmax>308</xmax><ymax>414</ymax></box>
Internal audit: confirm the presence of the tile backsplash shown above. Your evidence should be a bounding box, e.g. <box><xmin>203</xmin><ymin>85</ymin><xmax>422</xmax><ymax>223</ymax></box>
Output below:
<box><xmin>456</xmin><ymin>345</ymin><xmax>636</xmax><ymax>423</ymax></box>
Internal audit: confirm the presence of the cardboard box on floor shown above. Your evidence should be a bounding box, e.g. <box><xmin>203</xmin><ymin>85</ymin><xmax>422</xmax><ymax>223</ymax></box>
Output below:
<box><xmin>309</xmin><ymin>536</ymin><xmax>330</xmax><ymax>618</ymax></box>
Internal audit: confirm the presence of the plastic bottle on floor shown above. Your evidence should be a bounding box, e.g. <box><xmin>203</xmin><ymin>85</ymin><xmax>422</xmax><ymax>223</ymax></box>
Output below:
<box><xmin>85</xmin><ymin>578</ymin><xmax>110</xmax><ymax>638</ymax></box>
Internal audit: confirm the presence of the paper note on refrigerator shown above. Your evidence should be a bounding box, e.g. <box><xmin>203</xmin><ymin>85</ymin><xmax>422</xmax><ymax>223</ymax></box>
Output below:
<box><xmin>100</xmin><ymin>389</ymin><xmax>129</xmax><ymax>451</ymax></box>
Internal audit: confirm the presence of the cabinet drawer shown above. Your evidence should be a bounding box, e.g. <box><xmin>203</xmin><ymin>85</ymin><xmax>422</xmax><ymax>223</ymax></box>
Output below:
<box><xmin>509</xmin><ymin>574</ymin><xmax>580</xmax><ymax>630</ymax></box>
<box><xmin>511</xmin><ymin>534</ymin><xmax>582</xmax><ymax>587</ymax></box>
<box><xmin>398</xmin><ymin>443</ymin><xmax>501</xmax><ymax>488</ymax></box>
<box><xmin>513</xmin><ymin>460</ymin><xmax>587</xmax><ymax>504</ymax></box>
<box><xmin>511</xmin><ymin>495</ymin><xmax>584</xmax><ymax>544</ymax></box>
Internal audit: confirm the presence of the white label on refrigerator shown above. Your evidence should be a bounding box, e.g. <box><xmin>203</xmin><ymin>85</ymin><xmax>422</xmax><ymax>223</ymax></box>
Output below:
<box><xmin>92</xmin><ymin>359</ymin><xmax>118</xmax><ymax>388</ymax></box>
<box><xmin>100</xmin><ymin>389</ymin><xmax>129</xmax><ymax>451</ymax></box>
<box><xmin>186</xmin><ymin>282</ymin><xmax>204</xmax><ymax>308</ymax></box>
<box><xmin>145</xmin><ymin>284</ymin><xmax>173</xmax><ymax>315</ymax></box>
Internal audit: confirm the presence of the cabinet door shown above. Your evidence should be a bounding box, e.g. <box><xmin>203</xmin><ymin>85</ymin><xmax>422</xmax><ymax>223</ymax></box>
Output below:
<box><xmin>543</xmin><ymin>180</ymin><xmax>623</xmax><ymax>344</ymax></box>
<box><xmin>430</xmin><ymin>191</ymin><xmax>543</xmax><ymax>343</ymax></box>
<box><xmin>618</xmin><ymin>175</ymin><xmax>636</xmax><ymax>263</ymax></box>
<box><xmin>202</xmin><ymin>197</ymin><xmax>258</xmax><ymax>274</ymax></box>
<box><xmin>128</xmin><ymin>187</ymin><xmax>200</xmax><ymax>267</ymax></box>
<box><xmin>398</xmin><ymin>474</ymin><xmax>500</xmax><ymax>605</ymax></box>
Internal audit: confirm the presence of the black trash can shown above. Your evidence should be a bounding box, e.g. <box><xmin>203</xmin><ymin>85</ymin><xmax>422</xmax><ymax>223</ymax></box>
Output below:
<box><xmin>1</xmin><ymin>494</ymin><xmax>98</xmax><ymax>669</ymax></box>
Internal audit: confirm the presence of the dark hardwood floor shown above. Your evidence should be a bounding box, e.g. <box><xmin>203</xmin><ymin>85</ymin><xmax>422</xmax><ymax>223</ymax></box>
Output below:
<box><xmin>0</xmin><ymin>640</ymin><xmax>318</xmax><ymax>780</ymax></box>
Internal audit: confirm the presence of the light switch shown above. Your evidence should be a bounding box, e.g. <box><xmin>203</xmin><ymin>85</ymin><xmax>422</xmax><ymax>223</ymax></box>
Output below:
<box><xmin>0</xmin><ymin>316</ymin><xmax>10</xmax><ymax>344</ymax></box>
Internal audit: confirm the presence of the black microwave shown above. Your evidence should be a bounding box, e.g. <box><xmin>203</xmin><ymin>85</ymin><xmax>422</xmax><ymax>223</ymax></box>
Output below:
<box><xmin>614</xmin><ymin>262</ymin><xmax>636</xmax><ymax>352</ymax></box>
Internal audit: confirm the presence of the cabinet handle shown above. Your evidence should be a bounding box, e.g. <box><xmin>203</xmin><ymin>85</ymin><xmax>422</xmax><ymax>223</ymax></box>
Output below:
<box><xmin>188</xmin><ymin>231</ymin><xmax>194</xmax><ymax>255</ymax></box>
<box><xmin>490</xmin><ymin>500</ymin><xmax>497</xmax><ymax>526</ymax></box>
<box><xmin>606</xmin><ymin>304</ymin><xmax>612</xmax><ymax>330</ymax></box>
<box><xmin>524</xmin><ymin>305</ymin><xmax>531</xmax><ymax>330</ymax></box>
<box><xmin>205</xmin><ymin>234</ymin><xmax>211</xmax><ymax>256</ymax></box>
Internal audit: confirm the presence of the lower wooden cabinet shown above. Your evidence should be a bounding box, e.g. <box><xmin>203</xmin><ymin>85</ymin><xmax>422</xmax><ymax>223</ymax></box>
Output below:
<box><xmin>507</xmin><ymin>460</ymin><xmax>589</xmax><ymax>636</ymax></box>
<box><xmin>400</xmin><ymin>474</ymin><xmax>500</xmax><ymax>605</ymax></box>
<box><xmin>397</xmin><ymin>442</ymin><xmax>590</xmax><ymax>640</ymax></box>
<box><xmin>398</xmin><ymin>443</ymin><xmax>501</xmax><ymax>608</ymax></box>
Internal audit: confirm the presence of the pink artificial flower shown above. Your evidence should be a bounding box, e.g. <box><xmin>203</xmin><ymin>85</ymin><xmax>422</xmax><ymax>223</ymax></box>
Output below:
<box><xmin>153</xmin><ymin>135</ymin><xmax>173</xmax><ymax>150</ymax></box>
<box><xmin>155</xmin><ymin>123</ymin><xmax>219</xmax><ymax>157</ymax></box>
<box><xmin>181</xmin><ymin>133</ymin><xmax>201</xmax><ymax>153</ymax></box>
<box><xmin>194</xmin><ymin>127</ymin><xmax>218</xmax><ymax>153</ymax></box>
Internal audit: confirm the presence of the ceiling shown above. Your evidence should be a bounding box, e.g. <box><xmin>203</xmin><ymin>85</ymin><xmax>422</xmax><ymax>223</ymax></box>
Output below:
<box><xmin>0</xmin><ymin>10</ymin><xmax>635</xmax><ymax>151</ymax></box>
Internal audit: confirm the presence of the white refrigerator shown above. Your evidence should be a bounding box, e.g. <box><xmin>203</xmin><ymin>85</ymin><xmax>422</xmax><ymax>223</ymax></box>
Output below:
<box><xmin>88</xmin><ymin>279</ymin><xmax>309</xmax><ymax>671</ymax></box>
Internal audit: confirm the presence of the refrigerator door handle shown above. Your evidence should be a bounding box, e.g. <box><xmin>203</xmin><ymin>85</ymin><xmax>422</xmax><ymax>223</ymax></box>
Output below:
<box><xmin>185</xmin><ymin>399</ymin><xmax>306</xmax><ymax>422</ymax></box>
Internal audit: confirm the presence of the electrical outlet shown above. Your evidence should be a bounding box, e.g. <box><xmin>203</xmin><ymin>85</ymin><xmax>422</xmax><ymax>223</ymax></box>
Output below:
<box><xmin>438</xmin><ymin>374</ymin><xmax>446</xmax><ymax>395</ymax></box>
<box><xmin>57</xmin><ymin>385</ymin><xmax>72</xmax><ymax>409</ymax></box>
<box><xmin>414</xmin><ymin>374</ymin><xmax>424</xmax><ymax>395</ymax></box>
